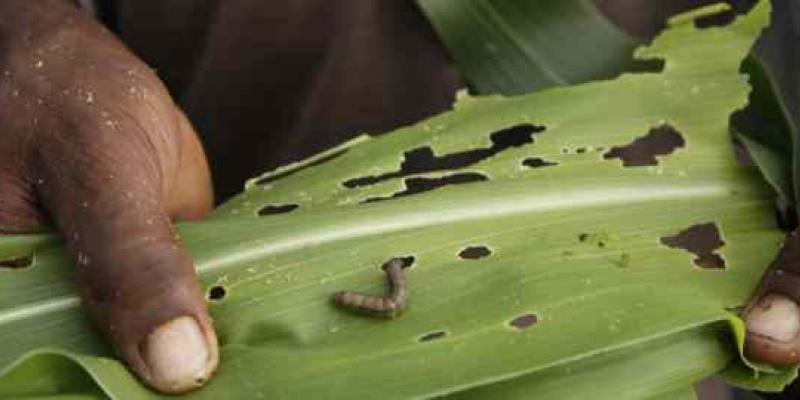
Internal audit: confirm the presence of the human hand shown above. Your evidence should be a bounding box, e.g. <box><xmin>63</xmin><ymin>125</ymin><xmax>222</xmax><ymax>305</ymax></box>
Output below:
<box><xmin>744</xmin><ymin>232</ymin><xmax>800</xmax><ymax>366</ymax></box>
<box><xmin>0</xmin><ymin>0</ymin><xmax>217</xmax><ymax>393</ymax></box>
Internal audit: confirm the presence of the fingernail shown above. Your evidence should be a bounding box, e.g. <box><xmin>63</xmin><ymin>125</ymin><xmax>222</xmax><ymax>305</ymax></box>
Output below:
<box><xmin>143</xmin><ymin>316</ymin><xmax>213</xmax><ymax>393</ymax></box>
<box><xmin>746</xmin><ymin>293</ymin><xmax>800</xmax><ymax>342</ymax></box>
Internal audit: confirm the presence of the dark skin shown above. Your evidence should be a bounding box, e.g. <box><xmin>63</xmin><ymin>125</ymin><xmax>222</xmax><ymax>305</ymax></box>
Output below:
<box><xmin>0</xmin><ymin>0</ymin><xmax>796</xmax><ymax>394</ymax></box>
<box><xmin>0</xmin><ymin>0</ymin><xmax>215</xmax><ymax>393</ymax></box>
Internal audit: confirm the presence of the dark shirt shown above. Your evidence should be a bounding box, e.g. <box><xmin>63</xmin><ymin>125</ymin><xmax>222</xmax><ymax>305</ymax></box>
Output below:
<box><xmin>106</xmin><ymin>0</ymin><xmax>461</xmax><ymax>200</ymax></box>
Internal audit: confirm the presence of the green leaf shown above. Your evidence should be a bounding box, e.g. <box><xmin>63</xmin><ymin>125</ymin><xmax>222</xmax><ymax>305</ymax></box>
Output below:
<box><xmin>415</xmin><ymin>0</ymin><xmax>642</xmax><ymax>95</ymax></box>
<box><xmin>447</xmin><ymin>324</ymin><xmax>725</xmax><ymax>400</ymax></box>
<box><xmin>0</xmin><ymin>2</ymin><xmax>786</xmax><ymax>398</ymax></box>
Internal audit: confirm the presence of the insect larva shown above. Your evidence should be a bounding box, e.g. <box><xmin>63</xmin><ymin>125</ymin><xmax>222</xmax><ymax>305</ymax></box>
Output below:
<box><xmin>333</xmin><ymin>257</ymin><xmax>408</xmax><ymax>318</ymax></box>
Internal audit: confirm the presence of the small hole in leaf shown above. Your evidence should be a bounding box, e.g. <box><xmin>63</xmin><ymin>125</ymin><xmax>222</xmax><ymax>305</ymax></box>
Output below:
<box><xmin>694</xmin><ymin>0</ymin><xmax>757</xmax><ymax>29</ymax></box>
<box><xmin>418</xmin><ymin>331</ymin><xmax>447</xmax><ymax>342</ymax></box>
<box><xmin>693</xmin><ymin>253</ymin><xmax>725</xmax><ymax>269</ymax></box>
<box><xmin>344</xmin><ymin>124</ymin><xmax>545</xmax><ymax>188</ymax></box>
<box><xmin>660</xmin><ymin>222</ymin><xmax>726</xmax><ymax>269</ymax></box>
<box><xmin>459</xmin><ymin>246</ymin><xmax>492</xmax><ymax>260</ymax></box>
<box><xmin>397</xmin><ymin>256</ymin><xmax>416</xmax><ymax>269</ymax></box>
<box><xmin>522</xmin><ymin>158</ymin><xmax>558</xmax><ymax>169</ymax></box>
<box><xmin>364</xmin><ymin>173</ymin><xmax>488</xmax><ymax>203</ymax></box>
<box><xmin>579</xmin><ymin>232</ymin><xmax>612</xmax><ymax>248</ymax></box>
<box><xmin>0</xmin><ymin>255</ymin><xmax>32</xmax><ymax>269</ymax></box>
<box><xmin>256</xmin><ymin>149</ymin><xmax>348</xmax><ymax>185</ymax></box>
<box><xmin>576</xmin><ymin>147</ymin><xmax>587</xmax><ymax>154</ymax></box>
<box><xmin>207</xmin><ymin>286</ymin><xmax>227</xmax><ymax>301</ymax></box>
<box><xmin>509</xmin><ymin>313</ymin><xmax>538</xmax><ymax>330</ymax></box>
<box><xmin>258</xmin><ymin>204</ymin><xmax>299</xmax><ymax>216</ymax></box>
<box><xmin>603</xmin><ymin>124</ymin><xmax>685</xmax><ymax>167</ymax></box>
<box><xmin>627</xmin><ymin>58</ymin><xmax>666</xmax><ymax>73</ymax></box>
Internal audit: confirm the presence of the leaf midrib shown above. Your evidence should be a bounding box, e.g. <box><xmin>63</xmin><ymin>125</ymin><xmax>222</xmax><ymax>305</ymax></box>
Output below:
<box><xmin>193</xmin><ymin>181</ymin><xmax>741</xmax><ymax>273</ymax></box>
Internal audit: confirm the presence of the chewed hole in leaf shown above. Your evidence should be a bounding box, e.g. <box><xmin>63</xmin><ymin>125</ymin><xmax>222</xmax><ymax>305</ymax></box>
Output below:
<box><xmin>344</xmin><ymin>124</ymin><xmax>545</xmax><ymax>188</ymax></box>
<box><xmin>397</xmin><ymin>256</ymin><xmax>416</xmax><ymax>269</ymax></box>
<box><xmin>418</xmin><ymin>331</ymin><xmax>447</xmax><ymax>342</ymax></box>
<box><xmin>0</xmin><ymin>255</ymin><xmax>32</xmax><ymax>269</ymax></box>
<box><xmin>258</xmin><ymin>204</ymin><xmax>299</xmax><ymax>216</ymax></box>
<box><xmin>256</xmin><ymin>149</ymin><xmax>348</xmax><ymax>185</ymax></box>
<box><xmin>207</xmin><ymin>285</ymin><xmax>227</xmax><ymax>301</ymax></box>
<box><xmin>509</xmin><ymin>313</ymin><xmax>538</xmax><ymax>330</ymax></box>
<box><xmin>627</xmin><ymin>58</ymin><xmax>666</xmax><ymax>73</ymax></box>
<box><xmin>603</xmin><ymin>124</ymin><xmax>685</xmax><ymax>167</ymax></box>
<box><xmin>694</xmin><ymin>0</ymin><xmax>758</xmax><ymax>29</ymax></box>
<box><xmin>459</xmin><ymin>246</ymin><xmax>492</xmax><ymax>260</ymax></box>
<box><xmin>399</xmin><ymin>173</ymin><xmax>488</xmax><ymax>196</ymax></box>
<box><xmin>578</xmin><ymin>232</ymin><xmax>611</xmax><ymax>248</ymax></box>
<box><xmin>364</xmin><ymin>173</ymin><xmax>488</xmax><ymax>203</ymax></box>
<box><xmin>522</xmin><ymin>157</ymin><xmax>558</xmax><ymax>169</ymax></box>
<box><xmin>660</xmin><ymin>222</ymin><xmax>726</xmax><ymax>269</ymax></box>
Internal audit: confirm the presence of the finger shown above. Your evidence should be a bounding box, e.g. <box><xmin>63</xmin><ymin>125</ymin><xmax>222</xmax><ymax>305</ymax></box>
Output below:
<box><xmin>31</xmin><ymin>106</ymin><xmax>218</xmax><ymax>393</ymax></box>
<box><xmin>164</xmin><ymin>107</ymin><xmax>213</xmax><ymax>221</ymax></box>
<box><xmin>743</xmin><ymin>231</ymin><xmax>800</xmax><ymax>365</ymax></box>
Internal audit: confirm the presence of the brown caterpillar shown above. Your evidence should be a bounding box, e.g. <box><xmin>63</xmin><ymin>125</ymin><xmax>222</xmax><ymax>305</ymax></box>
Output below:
<box><xmin>333</xmin><ymin>257</ymin><xmax>408</xmax><ymax>318</ymax></box>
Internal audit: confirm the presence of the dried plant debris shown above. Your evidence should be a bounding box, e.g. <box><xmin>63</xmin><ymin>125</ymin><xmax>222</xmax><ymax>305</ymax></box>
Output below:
<box><xmin>604</xmin><ymin>124</ymin><xmax>685</xmax><ymax>167</ymax></box>
<box><xmin>660</xmin><ymin>223</ymin><xmax>726</xmax><ymax>269</ymax></box>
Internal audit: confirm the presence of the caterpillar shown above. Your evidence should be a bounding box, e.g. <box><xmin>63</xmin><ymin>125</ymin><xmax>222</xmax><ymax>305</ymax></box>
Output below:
<box><xmin>333</xmin><ymin>257</ymin><xmax>408</xmax><ymax>318</ymax></box>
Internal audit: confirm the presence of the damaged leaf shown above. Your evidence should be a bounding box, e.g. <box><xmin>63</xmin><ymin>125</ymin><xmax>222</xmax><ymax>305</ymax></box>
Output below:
<box><xmin>661</xmin><ymin>223</ymin><xmax>727</xmax><ymax>269</ymax></box>
<box><xmin>0</xmin><ymin>2</ymin><xmax>788</xmax><ymax>399</ymax></box>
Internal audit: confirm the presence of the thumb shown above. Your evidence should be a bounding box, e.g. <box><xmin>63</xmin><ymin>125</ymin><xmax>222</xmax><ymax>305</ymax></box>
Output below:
<box><xmin>31</xmin><ymin>109</ymin><xmax>218</xmax><ymax>394</ymax></box>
